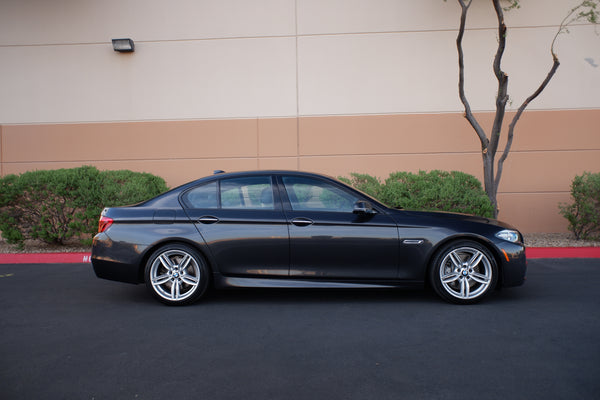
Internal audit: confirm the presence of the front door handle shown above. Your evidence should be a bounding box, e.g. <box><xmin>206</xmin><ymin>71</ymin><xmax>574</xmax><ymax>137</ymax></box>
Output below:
<box><xmin>291</xmin><ymin>217</ymin><xmax>314</xmax><ymax>227</ymax></box>
<box><xmin>197</xmin><ymin>216</ymin><xmax>219</xmax><ymax>224</ymax></box>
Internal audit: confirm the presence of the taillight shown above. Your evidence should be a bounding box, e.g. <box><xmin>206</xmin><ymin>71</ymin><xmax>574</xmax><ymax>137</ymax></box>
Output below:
<box><xmin>98</xmin><ymin>216</ymin><xmax>113</xmax><ymax>233</ymax></box>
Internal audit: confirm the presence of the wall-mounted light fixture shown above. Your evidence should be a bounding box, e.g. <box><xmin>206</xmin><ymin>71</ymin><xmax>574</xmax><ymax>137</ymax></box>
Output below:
<box><xmin>112</xmin><ymin>38</ymin><xmax>135</xmax><ymax>53</ymax></box>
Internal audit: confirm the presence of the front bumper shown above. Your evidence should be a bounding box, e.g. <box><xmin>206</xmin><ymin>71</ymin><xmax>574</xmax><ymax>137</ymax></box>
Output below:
<box><xmin>497</xmin><ymin>241</ymin><xmax>527</xmax><ymax>287</ymax></box>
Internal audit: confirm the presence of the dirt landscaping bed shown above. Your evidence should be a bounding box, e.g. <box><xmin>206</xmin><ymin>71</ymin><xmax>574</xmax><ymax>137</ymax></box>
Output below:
<box><xmin>523</xmin><ymin>233</ymin><xmax>599</xmax><ymax>248</ymax></box>
<box><xmin>0</xmin><ymin>239</ymin><xmax>92</xmax><ymax>254</ymax></box>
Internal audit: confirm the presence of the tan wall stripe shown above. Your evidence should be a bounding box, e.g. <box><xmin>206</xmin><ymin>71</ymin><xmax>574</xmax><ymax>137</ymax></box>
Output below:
<box><xmin>2</xmin><ymin>109</ymin><xmax>599</xmax><ymax>233</ymax></box>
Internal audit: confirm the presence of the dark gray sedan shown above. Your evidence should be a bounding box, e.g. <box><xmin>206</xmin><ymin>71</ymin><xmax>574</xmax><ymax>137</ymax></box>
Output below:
<box><xmin>92</xmin><ymin>170</ymin><xmax>526</xmax><ymax>305</ymax></box>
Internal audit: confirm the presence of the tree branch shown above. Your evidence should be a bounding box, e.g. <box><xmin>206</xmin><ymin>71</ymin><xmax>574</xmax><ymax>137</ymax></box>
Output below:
<box><xmin>551</xmin><ymin>1</ymin><xmax>599</xmax><ymax>57</ymax></box>
<box><xmin>495</xmin><ymin>57</ymin><xmax>560</xmax><ymax>189</ymax></box>
<box><xmin>493</xmin><ymin>0</ymin><xmax>599</xmax><ymax>190</ymax></box>
<box><xmin>489</xmin><ymin>0</ymin><xmax>509</xmax><ymax>157</ymax></box>
<box><xmin>456</xmin><ymin>0</ymin><xmax>488</xmax><ymax>150</ymax></box>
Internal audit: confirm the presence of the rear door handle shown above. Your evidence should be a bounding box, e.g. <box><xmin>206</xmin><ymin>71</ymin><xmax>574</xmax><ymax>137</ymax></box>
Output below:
<box><xmin>291</xmin><ymin>217</ymin><xmax>313</xmax><ymax>227</ymax></box>
<box><xmin>197</xmin><ymin>216</ymin><xmax>219</xmax><ymax>224</ymax></box>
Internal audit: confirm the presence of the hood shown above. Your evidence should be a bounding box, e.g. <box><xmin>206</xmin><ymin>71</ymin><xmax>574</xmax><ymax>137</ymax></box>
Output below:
<box><xmin>386</xmin><ymin>208</ymin><xmax>516</xmax><ymax>230</ymax></box>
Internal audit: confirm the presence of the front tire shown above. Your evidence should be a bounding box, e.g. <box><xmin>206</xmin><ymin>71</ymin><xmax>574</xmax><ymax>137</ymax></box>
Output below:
<box><xmin>144</xmin><ymin>244</ymin><xmax>209</xmax><ymax>306</ymax></box>
<box><xmin>430</xmin><ymin>240</ymin><xmax>498</xmax><ymax>304</ymax></box>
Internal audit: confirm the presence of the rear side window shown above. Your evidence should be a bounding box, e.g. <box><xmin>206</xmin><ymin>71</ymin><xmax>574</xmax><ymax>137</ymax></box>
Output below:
<box><xmin>182</xmin><ymin>176</ymin><xmax>274</xmax><ymax>210</ymax></box>
<box><xmin>221</xmin><ymin>177</ymin><xmax>274</xmax><ymax>210</ymax></box>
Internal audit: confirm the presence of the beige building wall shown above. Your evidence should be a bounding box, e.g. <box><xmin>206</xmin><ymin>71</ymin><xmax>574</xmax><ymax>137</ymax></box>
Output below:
<box><xmin>1</xmin><ymin>0</ymin><xmax>599</xmax><ymax>233</ymax></box>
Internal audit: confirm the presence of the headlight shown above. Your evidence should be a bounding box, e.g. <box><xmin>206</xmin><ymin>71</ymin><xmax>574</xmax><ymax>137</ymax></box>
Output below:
<box><xmin>495</xmin><ymin>229</ymin><xmax>520</xmax><ymax>243</ymax></box>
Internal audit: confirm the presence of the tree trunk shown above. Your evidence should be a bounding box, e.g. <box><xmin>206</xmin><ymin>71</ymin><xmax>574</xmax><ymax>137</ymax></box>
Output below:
<box><xmin>482</xmin><ymin>152</ymin><xmax>498</xmax><ymax>216</ymax></box>
<box><xmin>456</xmin><ymin>0</ymin><xmax>503</xmax><ymax>218</ymax></box>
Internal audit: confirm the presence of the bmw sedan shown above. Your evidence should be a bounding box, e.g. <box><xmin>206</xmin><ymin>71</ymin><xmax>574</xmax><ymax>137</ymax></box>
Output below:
<box><xmin>91</xmin><ymin>170</ymin><xmax>526</xmax><ymax>305</ymax></box>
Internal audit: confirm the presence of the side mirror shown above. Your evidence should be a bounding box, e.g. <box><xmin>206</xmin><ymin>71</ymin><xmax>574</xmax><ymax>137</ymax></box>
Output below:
<box><xmin>353</xmin><ymin>200</ymin><xmax>377</xmax><ymax>215</ymax></box>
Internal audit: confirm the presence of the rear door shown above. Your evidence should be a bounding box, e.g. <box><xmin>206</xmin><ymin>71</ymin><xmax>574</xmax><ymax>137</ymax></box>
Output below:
<box><xmin>182</xmin><ymin>175</ymin><xmax>289</xmax><ymax>277</ymax></box>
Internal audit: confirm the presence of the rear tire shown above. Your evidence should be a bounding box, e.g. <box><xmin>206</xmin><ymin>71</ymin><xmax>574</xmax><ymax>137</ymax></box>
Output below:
<box><xmin>144</xmin><ymin>244</ymin><xmax>209</xmax><ymax>306</ymax></box>
<box><xmin>429</xmin><ymin>240</ymin><xmax>498</xmax><ymax>304</ymax></box>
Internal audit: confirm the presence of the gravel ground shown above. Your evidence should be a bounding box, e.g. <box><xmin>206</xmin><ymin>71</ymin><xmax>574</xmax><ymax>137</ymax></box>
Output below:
<box><xmin>0</xmin><ymin>233</ymin><xmax>598</xmax><ymax>254</ymax></box>
<box><xmin>0</xmin><ymin>239</ymin><xmax>92</xmax><ymax>254</ymax></box>
<box><xmin>523</xmin><ymin>233</ymin><xmax>599</xmax><ymax>248</ymax></box>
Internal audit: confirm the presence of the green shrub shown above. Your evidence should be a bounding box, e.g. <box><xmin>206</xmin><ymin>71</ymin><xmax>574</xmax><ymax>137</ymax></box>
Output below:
<box><xmin>99</xmin><ymin>169</ymin><xmax>169</xmax><ymax>208</ymax></box>
<box><xmin>338</xmin><ymin>173</ymin><xmax>383</xmax><ymax>199</ymax></box>
<box><xmin>0</xmin><ymin>166</ymin><xmax>168</xmax><ymax>247</ymax></box>
<box><xmin>341</xmin><ymin>170</ymin><xmax>494</xmax><ymax>218</ymax></box>
<box><xmin>559</xmin><ymin>172</ymin><xmax>600</xmax><ymax>241</ymax></box>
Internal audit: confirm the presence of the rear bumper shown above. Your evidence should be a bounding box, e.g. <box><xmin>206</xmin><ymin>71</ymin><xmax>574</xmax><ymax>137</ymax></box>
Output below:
<box><xmin>91</xmin><ymin>232</ymin><xmax>146</xmax><ymax>284</ymax></box>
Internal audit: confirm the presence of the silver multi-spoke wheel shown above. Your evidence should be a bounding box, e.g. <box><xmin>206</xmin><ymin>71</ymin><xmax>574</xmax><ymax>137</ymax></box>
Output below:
<box><xmin>430</xmin><ymin>241</ymin><xmax>497</xmax><ymax>304</ymax></box>
<box><xmin>439</xmin><ymin>247</ymin><xmax>492</xmax><ymax>300</ymax></box>
<box><xmin>145</xmin><ymin>245</ymin><xmax>209</xmax><ymax>305</ymax></box>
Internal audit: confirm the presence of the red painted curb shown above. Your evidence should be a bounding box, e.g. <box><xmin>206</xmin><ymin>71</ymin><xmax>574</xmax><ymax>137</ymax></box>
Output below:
<box><xmin>0</xmin><ymin>248</ymin><xmax>598</xmax><ymax>264</ymax></box>
<box><xmin>526</xmin><ymin>247</ymin><xmax>600</xmax><ymax>259</ymax></box>
<box><xmin>0</xmin><ymin>252</ymin><xmax>91</xmax><ymax>264</ymax></box>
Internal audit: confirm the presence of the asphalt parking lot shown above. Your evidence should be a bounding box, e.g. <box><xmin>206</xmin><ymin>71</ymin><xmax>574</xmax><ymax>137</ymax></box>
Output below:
<box><xmin>1</xmin><ymin>259</ymin><xmax>599</xmax><ymax>400</ymax></box>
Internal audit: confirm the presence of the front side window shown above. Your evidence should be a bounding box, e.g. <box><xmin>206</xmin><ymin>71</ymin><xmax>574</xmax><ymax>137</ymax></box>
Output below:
<box><xmin>282</xmin><ymin>176</ymin><xmax>358</xmax><ymax>212</ymax></box>
<box><xmin>220</xmin><ymin>176</ymin><xmax>274</xmax><ymax>210</ymax></box>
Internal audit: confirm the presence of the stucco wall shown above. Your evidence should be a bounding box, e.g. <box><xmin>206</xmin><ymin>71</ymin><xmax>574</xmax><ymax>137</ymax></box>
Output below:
<box><xmin>1</xmin><ymin>0</ymin><xmax>599</xmax><ymax>233</ymax></box>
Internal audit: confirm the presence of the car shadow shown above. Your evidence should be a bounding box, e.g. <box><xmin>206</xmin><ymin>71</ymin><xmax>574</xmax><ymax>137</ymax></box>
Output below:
<box><xmin>96</xmin><ymin>281</ymin><xmax>527</xmax><ymax>307</ymax></box>
<box><xmin>203</xmin><ymin>286</ymin><xmax>439</xmax><ymax>305</ymax></box>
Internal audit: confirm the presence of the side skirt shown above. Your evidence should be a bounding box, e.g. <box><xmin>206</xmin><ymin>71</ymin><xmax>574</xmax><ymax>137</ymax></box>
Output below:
<box><xmin>213</xmin><ymin>274</ymin><xmax>423</xmax><ymax>290</ymax></box>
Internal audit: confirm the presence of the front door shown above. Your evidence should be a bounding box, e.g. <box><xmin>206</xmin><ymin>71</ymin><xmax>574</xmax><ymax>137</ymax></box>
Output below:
<box><xmin>279</xmin><ymin>175</ymin><xmax>399</xmax><ymax>279</ymax></box>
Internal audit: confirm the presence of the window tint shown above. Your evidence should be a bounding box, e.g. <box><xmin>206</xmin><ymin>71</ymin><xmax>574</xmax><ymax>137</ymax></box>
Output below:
<box><xmin>182</xmin><ymin>181</ymin><xmax>218</xmax><ymax>209</ymax></box>
<box><xmin>220</xmin><ymin>176</ymin><xmax>274</xmax><ymax>210</ymax></box>
<box><xmin>282</xmin><ymin>176</ymin><xmax>358</xmax><ymax>212</ymax></box>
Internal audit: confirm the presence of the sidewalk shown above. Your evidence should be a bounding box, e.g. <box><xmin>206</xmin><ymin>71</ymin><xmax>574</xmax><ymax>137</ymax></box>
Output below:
<box><xmin>0</xmin><ymin>248</ymin><xmax>599</xmax><ymax>264</ymax></box>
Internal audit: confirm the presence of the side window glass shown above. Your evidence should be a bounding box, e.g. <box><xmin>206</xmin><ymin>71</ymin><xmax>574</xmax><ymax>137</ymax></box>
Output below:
<box><xmin>220</xmin><ymin>177</ymin><xmax>274</xmax><ymax>210</ymax></box>
<box><xmin>282</xmin><ymin>177</ymin><xmax>358</xmax><ymax>212</ymax></box>
<box><xmin>182</xmin><ymin>181</ymin><xmax>218</xmax><ymax>209</ymax></box>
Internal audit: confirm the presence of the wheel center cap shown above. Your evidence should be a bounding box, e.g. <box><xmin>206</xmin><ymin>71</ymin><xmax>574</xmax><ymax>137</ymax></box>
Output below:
<box><xmin>462</xmin><ymin>269</ymin><xmax>469</xmax><ymax>276</ymax></box>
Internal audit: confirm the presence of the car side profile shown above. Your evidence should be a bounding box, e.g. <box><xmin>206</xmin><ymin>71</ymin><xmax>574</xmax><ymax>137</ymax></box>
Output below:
<box><xmin>91</xmin><ymin>170</ymin><xmax>526</xmax><ymax>305</ymax></box>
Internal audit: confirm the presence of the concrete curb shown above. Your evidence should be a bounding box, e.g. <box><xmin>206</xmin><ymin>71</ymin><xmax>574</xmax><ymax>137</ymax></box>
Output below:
<box><xmin>526</xmin><ymin>247</ymin><xmax>600</xmax><ymax>259</ymax></box>
<box><xmin>0</xmin><ymin>252</ymin><xmax>91</xmax><ymax>264</ymax></box>
<box><xmin>0</xmin><ymin>248</ymin><xmax>599</xmax><ymax>264</ymax></box>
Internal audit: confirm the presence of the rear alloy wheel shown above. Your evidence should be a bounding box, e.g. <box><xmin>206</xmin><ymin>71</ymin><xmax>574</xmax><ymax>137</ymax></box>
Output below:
<box><xmin>144</xmin><ymin>244</ymin><xmax>209</xmax><ymax>305</ymax></box>
<box><xmin>430</xmin><ymin>241</ymin><xmax>498</xmax><ymax>304</ymax></box>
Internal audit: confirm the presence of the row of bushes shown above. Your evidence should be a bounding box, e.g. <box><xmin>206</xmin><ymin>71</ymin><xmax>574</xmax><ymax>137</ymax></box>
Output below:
<box><xmin>340</xmin><ymin>170</ymin><xmax>495</xmax><ymax>218</ymax></box>
<box><xmin>0</xmin><ymin>166</ymin><xmax>168</xmax><ymax>247</ymax></box>
<box><xmin>1</xmin><ymin>167</ymin><xmax>492</xmax><ymax>248</ymax></box>
<box><xmin>1</xmin><ymin>166</ymin><xmax>597</xmax><ymax>247</ymax></box>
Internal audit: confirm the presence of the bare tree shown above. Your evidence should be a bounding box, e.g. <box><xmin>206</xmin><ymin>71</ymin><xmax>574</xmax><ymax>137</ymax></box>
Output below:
<box><xmin>454</xmin><ymin>0</ymin><xmax>598</xmax><ymax>217</ymax></box>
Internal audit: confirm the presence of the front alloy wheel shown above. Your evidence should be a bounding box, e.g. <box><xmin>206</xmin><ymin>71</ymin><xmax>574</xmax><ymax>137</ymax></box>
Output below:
<box><xmin>145</xmin><ymin>244</ymin><xmax>209</xmax><ymax>305</ymax></box>
<box><xmin>430</xmin><ymin>241</ymin><xmax>498</xmax><ymax>304</ymax></box>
